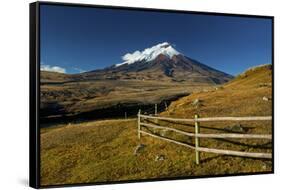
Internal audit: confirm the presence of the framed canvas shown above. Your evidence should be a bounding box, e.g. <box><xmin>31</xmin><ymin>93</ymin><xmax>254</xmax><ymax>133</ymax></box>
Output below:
<box><xmin>29</xmin><ymin>1</ymin><xmax>274</xmax><ymax>188</ymax></box>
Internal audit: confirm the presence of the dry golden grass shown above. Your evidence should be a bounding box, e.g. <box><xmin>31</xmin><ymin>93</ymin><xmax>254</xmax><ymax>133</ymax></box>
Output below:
<box><xmin>40</xmin><ymin>65</ymin><xmax>272</xmax><ymax>186</ymax></box>
<box><xmin>164</xmin><ymin>64</ymin><xmax>272</xmax><ymax>118</ymax></box>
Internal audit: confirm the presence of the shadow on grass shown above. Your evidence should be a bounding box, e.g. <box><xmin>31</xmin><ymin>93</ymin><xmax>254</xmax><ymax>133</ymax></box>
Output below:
<box><xmin>143</xmin><ymin>118</ymin><xmax>254</xmax><ymax>133</ymax></box>
<box><xmin>200</xmin><ymin>154</ymin><xmax>272</xmax><ymax>164</ymax></box>
<box><xmin>141</xmin><ymin>126</ymin><xmax>195</xmax><ymax>148</ymax></box>
<box><xmin>141</xmin><ymin>119</ymin><xmax>272</xmax><ymax>150</ymax></box>
<box><xmin>214</xmin><ymin>138</ymin><xmax>272</xmax><ymax>149</ymax></box>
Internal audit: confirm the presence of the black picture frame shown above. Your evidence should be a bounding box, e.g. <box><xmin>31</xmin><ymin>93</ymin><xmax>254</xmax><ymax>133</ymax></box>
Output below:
<box><xmin>30</xmin><ymin>1</ymin><xmax>274</xmax><ymax>189</ymax></box>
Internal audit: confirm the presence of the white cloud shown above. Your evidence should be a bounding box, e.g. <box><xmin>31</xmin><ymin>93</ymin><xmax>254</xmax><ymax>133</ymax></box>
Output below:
<box><xmin>73</xmin><ymin>67</ymin><xmax>86</xmax><ymax>73</ymax></box>
<box><xmin>115</xmin><ymin>42</ymin><xmax>180</xmax><ymax>67</ymax></box>
<box><xmin>122</xmin><ymin>50</ymin><xmax>142</xmax><ymax>62</ymax></box>
<box><xmin>41</xmin><ymin>64</ymin><xmax>66</xmax><ymax>73</ymax></box>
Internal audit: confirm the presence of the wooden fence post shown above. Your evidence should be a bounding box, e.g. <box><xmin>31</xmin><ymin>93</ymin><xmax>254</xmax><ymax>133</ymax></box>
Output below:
<box><xmin>195</xmin><ymin>114</ymin><xmax>200</xmax><ymax>165</ymax></box>
<box><xmin>137</xmin><ymin>113</ymin><xmax>272</xmax><ymax>159</ymax></box>
<box><xmin>154</xmin><ymin>104</ymin><xmax>158</xmax><ymax>123</ymax></box>
<box><xmin>138</xmin><ymin>109</ymin><xmax>141</xmax><ymax>140</ymax></box>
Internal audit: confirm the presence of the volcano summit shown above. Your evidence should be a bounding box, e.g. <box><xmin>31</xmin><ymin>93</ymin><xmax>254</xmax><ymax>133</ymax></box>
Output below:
<box><xmin>80</xmin><ymin>42</ymin><xmax>233</xmax><ymax>84</ymax></box>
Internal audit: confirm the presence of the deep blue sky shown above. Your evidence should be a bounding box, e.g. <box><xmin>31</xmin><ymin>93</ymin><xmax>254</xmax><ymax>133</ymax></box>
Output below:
<box><xmin>40</xmin><ymin>4</ymin><xmax>272</xmax><ymax>75</ymax></box>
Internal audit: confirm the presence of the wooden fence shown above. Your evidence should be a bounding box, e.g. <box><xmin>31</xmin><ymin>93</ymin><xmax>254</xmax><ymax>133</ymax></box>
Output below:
<box><xmin>137</xmin><ymin>111</ymin><xmax>272</xmax><ymax>164</ymax></box>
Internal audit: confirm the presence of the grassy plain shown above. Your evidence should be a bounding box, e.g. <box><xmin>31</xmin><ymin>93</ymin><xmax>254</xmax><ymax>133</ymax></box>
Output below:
<box><xmin>40</xmin><ymin>65</ymin><xmax>272</xmax><ymax>186</ymax></box>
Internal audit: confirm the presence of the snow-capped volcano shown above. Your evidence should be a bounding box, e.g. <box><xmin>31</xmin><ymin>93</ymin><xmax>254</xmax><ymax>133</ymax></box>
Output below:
<box><xmin>115</xmin><ymin>42</ymin><xmax>180</xmax><ymax>67</ymax></box>
<box><xmin>82</xmin><ymin>42</ymin><xmax>233</xmax><ymax>84</ymax></box>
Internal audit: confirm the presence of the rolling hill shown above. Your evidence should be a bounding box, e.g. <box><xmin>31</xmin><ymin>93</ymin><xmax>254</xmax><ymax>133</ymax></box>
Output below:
<box><xmin>161</xmin><ymin>64</ymin><xmax>272</xmax><ymax>118</ymax></box>
<box><xmin>40</xmin><ymin>42</ymin><xmax>233</xmax><ymax>122</ymax></box>
<box><xmin>40</xmin><ymin>64</ymin><xmax>272</xmax><ymax>185</ymax></box>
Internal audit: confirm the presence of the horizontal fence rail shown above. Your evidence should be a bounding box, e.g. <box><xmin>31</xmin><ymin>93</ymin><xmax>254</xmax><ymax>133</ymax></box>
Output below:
<box><xmin>139</xmin><ymin>130</ymin><xmax>272</xmax><ymax>159</ymax></box>
<box><xmin>137</xmin><ymin>112</ymin><xmax>272</xmax><ymax>163</ymax></box>
<box><xmin>140</xmin><ymin>114</ymin><xmax>194</xmax><ymax>122</ymax></box>
<box><xmin>140</xmin><ymin>122</ymin><xmax>272</xmax><ymax>139</ymax></box>
<box><xmin>140</xmin><ymin>114</ymin><xmax>272</xmax><ymax>122</ymax></box>
<box><xmin>140</xmin><ymin>130</ymin><xmax>195</xmax><ymax>149</ymax></box>
<box><xmin>195</xmin><ymin>116</ymin><xmax>272</xmax><ymax>122</ymax></box>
